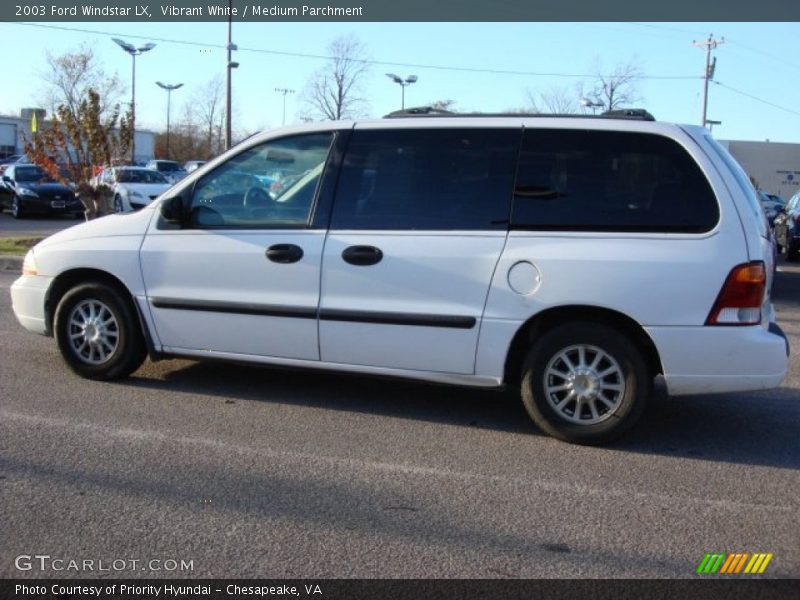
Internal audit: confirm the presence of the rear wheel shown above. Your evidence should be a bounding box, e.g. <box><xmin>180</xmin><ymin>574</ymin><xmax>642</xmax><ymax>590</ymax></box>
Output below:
<box><xmin>54</xmin><ymin>282</ymin><xmax>146</xmax><ymax>380</ymax></box>
<box><xmin>520</xmin><ymin>322</ymin><xmax>650</xmax><ymax>445</ymax></box>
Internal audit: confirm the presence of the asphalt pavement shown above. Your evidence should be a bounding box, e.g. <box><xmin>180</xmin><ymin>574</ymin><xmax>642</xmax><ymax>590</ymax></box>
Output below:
<box><xmin>0</xmin><ymin>264</ymin><xmax>798</xmax><ymax>579</ymax></box>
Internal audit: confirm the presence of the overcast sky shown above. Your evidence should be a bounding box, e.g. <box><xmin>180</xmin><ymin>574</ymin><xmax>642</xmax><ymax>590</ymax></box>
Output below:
<box><xmin>1</xmin><ymin>21</ymin><xmax>798</xmax><ymax>142</ymax></box>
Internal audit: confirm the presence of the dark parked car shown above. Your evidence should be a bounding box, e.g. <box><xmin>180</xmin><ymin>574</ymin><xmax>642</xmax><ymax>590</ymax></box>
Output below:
<box><xmin>773</xmin><ymin>191</ymin><xmax>800</xmax><ymax>262</ymax></box>
<box><xmin>1</xmin><ymin>164</ymin><xmax>83</xmax><ymax>219</ymax></box>
<box><xmin>759</xmin><ymin>192</ymin><xmax>786</xmax><ymax>227</ymax></box>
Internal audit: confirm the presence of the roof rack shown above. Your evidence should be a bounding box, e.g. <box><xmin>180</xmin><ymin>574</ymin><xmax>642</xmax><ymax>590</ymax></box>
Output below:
<box><xmin>383</xmin><ymin>106</ymin><xmax>456</xmax><ymax>118</ymax></box>
<box><xmin>383</xmin><ymin>106</ymin><xmax>656</xmax><ymax>121</ymax></box>
<box><xmin>600</xmin><ymin>108</ymin><xmax>656</xmax><ymax>121</ymax></box>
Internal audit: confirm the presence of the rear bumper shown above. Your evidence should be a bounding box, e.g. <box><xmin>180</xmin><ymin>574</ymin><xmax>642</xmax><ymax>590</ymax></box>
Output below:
<box><xmin>646</xmin><ymin>324</ymin><xmax>789</xmax><ymax>396</ymax></box>
<box><xmin>10</xmin><ymin>274</ymin><xmax>53</xmax><ymax>336</ymax></box>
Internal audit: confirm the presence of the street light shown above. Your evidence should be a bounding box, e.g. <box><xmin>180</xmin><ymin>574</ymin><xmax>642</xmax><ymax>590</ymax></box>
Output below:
<box><xmin>112</xmin><ymin>38</ymin><xmax>156</xmax><ymax>164</ymax></box>
<box><xmin>156</xmin><ymin>82</ymin><xmax>183</xmax><ymax>159</ymax></box>
<box><xmin>386</xmin><ymin>73</ymin><xmax>418</xmax><ymax>110</ymax></box>
<box><xmin>275</xmin><ymin>88</ymin><xmax>295</xmax><ymax>126</ymax></box>
<box><xmin>225</xmin><ymin>0</ymin><xmax>238</xmax><ymax>151</ymax></box>
<box><xmin>580</xmin><ymin>98</ymin><xmax>605</xmax><ymax>115</ymax></box>
<box><xmin>705</xmin><ymin>119</ymin><xmax>722</xmax><ymax>132</ymax></box>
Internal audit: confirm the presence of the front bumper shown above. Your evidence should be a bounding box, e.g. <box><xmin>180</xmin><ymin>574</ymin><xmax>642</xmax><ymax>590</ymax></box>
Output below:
<box><xmin>10</xmin><ymin>274</ymin><xmax>53</xmax><ymax>336</ymax></box>
<box><xmin>17</xmin><ymin>196</ymin><xmax>83</xmax><ymax>214</ymax></box>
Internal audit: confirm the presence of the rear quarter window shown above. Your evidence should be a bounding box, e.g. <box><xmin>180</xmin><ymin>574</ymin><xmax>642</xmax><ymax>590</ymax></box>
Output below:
<box><xmin>511</xmin><ymin>129</ymin><xmax>719</xmax><ymax>233</ymax></box>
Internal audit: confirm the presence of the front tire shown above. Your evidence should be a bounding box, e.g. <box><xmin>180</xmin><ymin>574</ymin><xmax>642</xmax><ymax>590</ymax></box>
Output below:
<box><xmin>113</xmin><ymin>195</ymin><xmax>124</xmax><ymax>213</ymax></box>
<box><xmin>520</xmin><ymin>323</ymin><xmax>650</xmax><ymax>445</ymax></box>
<box><xmin>54</xmin><ymin>282</ymin><xmax>147</xmax><ymax>380</ymax></box>
<box><xmin>786</xmin><ymin>239</ymin><xmax>799</xmax><ymax>263</ymax></box>
<box><xmin>11</xmin><ymin>195</ymin><xmax>25</xmax><ymax>219</ymax></box>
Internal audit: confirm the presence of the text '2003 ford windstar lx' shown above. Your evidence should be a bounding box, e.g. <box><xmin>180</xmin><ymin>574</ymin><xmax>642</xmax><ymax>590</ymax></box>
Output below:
<box><xmin>10</xmin><ymin>109</ymin><xmax>790</xmax><ymax>444</ymax></box>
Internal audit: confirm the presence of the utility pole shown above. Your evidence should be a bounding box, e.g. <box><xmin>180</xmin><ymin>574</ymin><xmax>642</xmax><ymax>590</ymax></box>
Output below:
<box><xmin>275</xmin><ymin>88</ymin><xmax>295</xmax><ymax>126</ymax></box>
<box><xmin>692</xmin><ymin>34</ymin><xmax>725</xmax><ymax>128</ymax></box>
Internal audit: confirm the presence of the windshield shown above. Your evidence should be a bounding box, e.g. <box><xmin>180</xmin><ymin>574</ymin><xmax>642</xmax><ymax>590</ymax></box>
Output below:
<box><xmin>118</xmin><ymin>169</ymin><xmax>168</xmax><ymax>184</ymax></box>
<box><xmin>156</xmin><ymin>162</ymin><xmax>181</xmax><ymax>172</ymax></box>
<box><xmin>15</xmin><ymin>166</ymin><xmax>52</xmax><ymax>182</ymax></box>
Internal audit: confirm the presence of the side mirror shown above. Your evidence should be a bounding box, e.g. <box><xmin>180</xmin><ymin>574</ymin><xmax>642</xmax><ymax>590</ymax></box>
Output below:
<box><xmin>160</xmin><ymin>195</ymin><xmax>184</xmax><ymax>224</ymax></box>
<box><xmin>2</xmin><ymin>175</ymin><xmax>10</xmax><ymax>183</ymax></box>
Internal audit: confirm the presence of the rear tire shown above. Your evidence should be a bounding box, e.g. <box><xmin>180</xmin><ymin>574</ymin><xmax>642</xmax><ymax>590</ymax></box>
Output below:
<box><xmin>520</xmin><ymin>322</ymin><xmax>650</xmax><ymax>445</ymax></box>
<box><xmin>54</xmin><ymin>282</ymin><xmax>147</xmax><ymax>380</ymax></box>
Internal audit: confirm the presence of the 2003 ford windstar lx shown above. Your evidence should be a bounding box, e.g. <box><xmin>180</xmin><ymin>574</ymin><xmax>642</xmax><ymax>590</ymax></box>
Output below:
<box><xmin>10</xmin><ymin>110</ymin><xmax>790</xmax><ymax>444</ymax></box>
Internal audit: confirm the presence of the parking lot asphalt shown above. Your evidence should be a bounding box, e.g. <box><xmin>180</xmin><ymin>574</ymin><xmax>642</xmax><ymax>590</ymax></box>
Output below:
<box><xmin>0</xmin><ymin>210</ymin><xmax>83</xmax><ymax>238</ymax></box>
<box><xmin>0</xmin><ymin>263</ymin><xmax>798</xmax><ymax>579</ymax></box>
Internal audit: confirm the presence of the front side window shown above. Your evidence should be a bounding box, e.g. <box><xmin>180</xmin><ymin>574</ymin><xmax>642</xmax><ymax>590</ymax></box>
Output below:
<box><xmin>331</xmin><ymin>128</ymin><xmax>519</xmax><ymax>230</ymax></box>
<box><xmin>512</xmin><ymin>129</ymin><xmax>719</xmax><ymax>233</ymax></box>
<box><xmin>187</xmin><ymin>132</ymin><xmax>334</xmax><ymax>229</ymax></box>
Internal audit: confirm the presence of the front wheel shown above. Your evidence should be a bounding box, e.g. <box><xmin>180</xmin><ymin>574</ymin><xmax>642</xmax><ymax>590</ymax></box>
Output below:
<box><xmin>786</xmin><ymin>239</ymin><xmax>799</xmax><ymax>263</ymax></box>
<box><xmin>54</xmin><ymin>282</ymin><xmax>147</xmax><ymax>380</ymax></box>
<box><xmin>113</xmin><ymin>195</ymin><xmax>124</xmax><ymax>213</ymax></box>
<box><xmin>520</xmin><ymin>323</ymin><xmax>651</xmax><ymax>445</ymax></box>
<box><xmin>11</xmin><ymin>195</ymin><xmax>25</xmax><ymax>219</ymax></box>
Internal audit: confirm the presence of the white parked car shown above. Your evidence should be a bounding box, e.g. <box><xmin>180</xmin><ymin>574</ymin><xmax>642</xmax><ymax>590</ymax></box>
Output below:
<box><xmin>10</xmin><ymin>111</ymin><xmax>790</xmax><ymax>444</ymax></box>
<box><xmin>94</xmin><ymin>167</ymin><xmax>172</xmax><ymax>213</ymax></box>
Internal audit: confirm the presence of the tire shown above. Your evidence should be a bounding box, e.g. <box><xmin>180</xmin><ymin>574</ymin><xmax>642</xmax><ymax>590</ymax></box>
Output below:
<box><xmin>113</xmin><ymin>195</ymin><xmax>123</xmax><ymax>213</ymax></box>
<box><xmin>786</xmin><ymin>240</ymin><xmax>799</xmax><ymax>263</ymax></box>
<box><xmin>54</xmin><ymin>282</ymin><xmax>147</xmax><ymax>380</ymax></box>
<box><xmin>11</xmin><ymin>195</ymin><xmax>25</xmax><ymax>219</ymax></box>
<box><xmin>520</xmin><ymin>322</ymin><xmax>651</xmax><ymax>445</ymax></box>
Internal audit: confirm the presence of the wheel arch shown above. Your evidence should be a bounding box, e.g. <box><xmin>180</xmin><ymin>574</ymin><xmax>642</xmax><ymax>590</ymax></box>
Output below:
<box><xmin>503</xmin><ymin>305</ymin><xmax>663</xmax><ymax>387</ymax></box>
<box><xmin>43</xmin><ymin>269</ymin><xmax>156</xmax><ymax>358</ymax></box>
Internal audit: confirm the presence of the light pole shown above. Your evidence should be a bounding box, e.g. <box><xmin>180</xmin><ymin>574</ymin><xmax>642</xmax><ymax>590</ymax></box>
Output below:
<box><xmin>225</xmin><ymin>0</ymin><xmax>239</xmax><ymax>151</ymax></box>
<box><xmin>705</xmin><ymin>119</ymin><xmax>722</xmax><ymax>133</ymax></box>
<box><xmin>274</xmin><ymin>88</ymin><xmax>295</xmax><ymax>126</ymax></box>
<box><xmin>386</xmin><ymin>74</ymin><xmax>417</xmax><ymax>110</ymax></box>
<box><xmin>580</xmin><ymin>98</ymin><xmax>605</xmax><ymax>115</ymax></box>
<box><xmin>156</xmin><ymin>82</ymin><xmax>183</xmax><ymax>159</ymax></box>
<box><xmin>113</xmin><ymin>38</ymin><xmax>156</xmax><ymax>164</ymax></box>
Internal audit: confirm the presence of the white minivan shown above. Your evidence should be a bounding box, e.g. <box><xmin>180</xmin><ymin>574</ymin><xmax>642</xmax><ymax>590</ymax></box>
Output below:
<box><xmin>10</xmin><ymin>110</ymin><xmax>790</xmax><ymax>444</ymax></box>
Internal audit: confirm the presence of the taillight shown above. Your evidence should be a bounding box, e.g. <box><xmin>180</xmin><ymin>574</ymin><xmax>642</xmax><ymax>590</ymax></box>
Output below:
<box><xmin>706</xmin><ymin>262</ymin><xmax>766</xmax><ymax>326</ymax></box>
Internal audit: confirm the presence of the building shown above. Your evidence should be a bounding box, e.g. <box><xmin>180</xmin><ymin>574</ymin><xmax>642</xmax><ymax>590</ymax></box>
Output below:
<box><xmin>720</xmin><ymin>139</ymin><xmax>800</xmax><ymax>201</ymax></box>
<box><xmin>0</xmin><ymin>110</ymin><xmax>156</xmax><ymax>164</ymax></box>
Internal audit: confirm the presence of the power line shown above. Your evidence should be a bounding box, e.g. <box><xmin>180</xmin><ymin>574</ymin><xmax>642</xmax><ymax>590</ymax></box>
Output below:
<box><xmin>11</xmin><ymin>21</ymin><xmax>701</xmax><ymax>81</ymax></box>
<box><xmin>713</xmin><ymin>81</ymin><xmax>800</xmax><ymax>117</ymax></box>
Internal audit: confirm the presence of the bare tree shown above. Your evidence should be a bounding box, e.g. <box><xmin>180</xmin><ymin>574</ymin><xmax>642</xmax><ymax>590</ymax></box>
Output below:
<box><xmin>589</xmin><ymin>61</ymin><xmax>643</xmax><ymax>111</ymax></box>
<box><xmin>300</xmin><ymin>35</ymin><xmax>369</xmax><ymax>121</ymax></box>
<box><xmin>38</xmin><ymin>44</ymin><xmax>125</xmax><ymax>120</ymax></box>
<box><xmin>191</xmin><ymin>75</ymin><xmax>225</xmax><ymax>156</ymax></box>
<box><xmin>526</xmin><ymin>85</ymin><xmax>581</xmax><ymax>114</ymax></box>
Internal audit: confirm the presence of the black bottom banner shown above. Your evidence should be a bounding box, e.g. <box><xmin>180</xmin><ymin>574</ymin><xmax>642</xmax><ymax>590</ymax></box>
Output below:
<box><xmin>1</xmin><ymin>579</ymin><xmax>798</xmax><ymax>600</ymax></box>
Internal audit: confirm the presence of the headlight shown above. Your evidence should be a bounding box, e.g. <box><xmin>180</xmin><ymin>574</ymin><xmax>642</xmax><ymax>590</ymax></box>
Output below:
<box><xmin>130</xmin><ymin>190</ymin><xmax>144</xmax><ymax>198</ymax></box>
<box><xmin>22</xmin><ymin>250</ymin><xmax>38</xmax><ymax>276</ymax></box>
<box><xmin>17</xmin><ymin>187</ymin><xmax>39</xmax><ymax>198</ymax></box>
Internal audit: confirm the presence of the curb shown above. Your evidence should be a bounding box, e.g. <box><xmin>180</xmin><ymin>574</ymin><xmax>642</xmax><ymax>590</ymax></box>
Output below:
<box><xmin>0</xmin><ymin>255</ymin><xmax>23</xmax><ymax>272</ymax></box>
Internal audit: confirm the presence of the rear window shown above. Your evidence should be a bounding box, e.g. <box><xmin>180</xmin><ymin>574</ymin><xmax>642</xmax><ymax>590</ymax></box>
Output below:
<box><xmin>511</xmin><ymin>129</ymin><xmax>719</xmax><ymax>233</ymax></box>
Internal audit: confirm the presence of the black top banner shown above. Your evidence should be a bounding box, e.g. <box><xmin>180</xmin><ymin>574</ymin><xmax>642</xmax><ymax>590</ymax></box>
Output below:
<box><xmin>2</xmin><ymin>0</ymin><xmax>800</xmax><ymax>22</ymax></box>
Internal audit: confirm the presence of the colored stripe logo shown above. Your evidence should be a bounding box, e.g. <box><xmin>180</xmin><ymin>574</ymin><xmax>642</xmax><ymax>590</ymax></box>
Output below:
<box><xmin>696</xmin><ymin>553</ymin><xmax>773</xmax><ymax>574</ymax></box>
